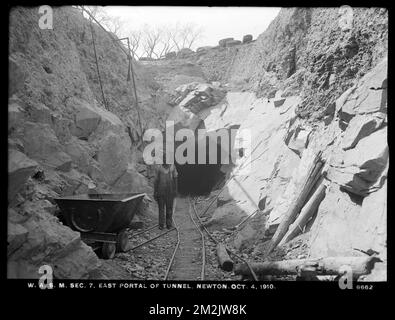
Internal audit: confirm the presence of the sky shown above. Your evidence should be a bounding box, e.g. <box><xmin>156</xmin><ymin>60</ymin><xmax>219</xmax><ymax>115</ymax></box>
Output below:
<box><xmin>103</xmin><ymin>6</ymin><xmax>280</xmax><ymax>50</ymax></box>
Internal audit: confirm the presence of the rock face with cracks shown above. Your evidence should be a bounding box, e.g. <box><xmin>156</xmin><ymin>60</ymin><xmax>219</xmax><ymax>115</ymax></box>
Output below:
<box><xmin>164</xmin><ymin>8</ymin><xmax>387</xmax><ymax>281</ymax></box>
<box><xmin>8</xmin><ymin>7</ymin><xmax>165</xmax><ymax>279</ymax></box>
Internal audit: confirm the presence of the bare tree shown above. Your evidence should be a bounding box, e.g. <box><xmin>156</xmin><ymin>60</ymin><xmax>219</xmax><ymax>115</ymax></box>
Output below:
<box><xmin>170</xmin><ymin>22</ymin><xmax>204</xmax><ymax>52</ymax></box>
<box><xmin>129</xmin><ymin>30</ymin><xmax>142</xmax><ymax>59</ymax></box>
<box><xmin>126</xmin><ymin>22</ymin><xmax>204</xmax><ymax>60</ymax></box>
<box><xmin>141</xmin><ymin>25</ymin><xmax>162</xmax><ymax>59</ymax></box>
<box><xmin>84</xmin><ymin>6</ymin><xmax>108</xmax><ymax>24</ymax></box>
<box><xmin>156</xmin><ymin>27</ymin><xmax>175</xmax><ymax>58</ymax></box>
<box><xmin>83</xmin><ymin>6</ymin><xmax>125</xmax><ymax>38</ymax></box>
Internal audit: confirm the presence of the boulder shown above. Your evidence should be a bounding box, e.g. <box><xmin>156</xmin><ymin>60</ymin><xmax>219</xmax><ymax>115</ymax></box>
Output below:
<box><xmin>97</xmin><ymin>132</ymin><xmax>129</xmax><ymax>185</ymax></box>
<box><xmin>179</xmin><ymin>92</ymin><xmax>201</xmax><ymax>110</ymax></box>
<box><xmin>286</xmin><ymin>126</ymin><xmax>312</xmax><ymax>157</ymax></box>
<box><xmin>87</xmin><ymin>160</ymin><xmax>106</xmax><ymax>183</ymax></box>
<box><xmin>273</xmin><ymin>98</ymin><xmax>286</xmax><ymax>108</ymax></box>
<box><xmin>242</xmin><ymin>34</ymin><xmax>253</xmax><ymax>43</ymax></box>
<box><xmin>22</xmin><ymin>122</ymin><xmax>72</xmax><ymax>172</ymax></box>
<box><xmin>8</xmin><ymin>209</ymin><xmax>100</xmax><ymax>279</ymax></box>
<box><xmin>361</xmin><ymin>262</ymin><xmax>387</xmax><ymax>282</ymax></box>
<box><xmin>225</xmin><ymin>40</ymin><xmax>242</xmax><ymax>47</ymax></box>
<box><xmin>8</xmin><ymin>137</ymin><xmax>24</xmax><ymax>152</ymax></box>
<box><xmin>166</xmin><ymin>105</ymin><xmax>202</xmax><ymax>132</ymax></box>
<box><xmin>8</xmin><ymin>149</ymin><xmax>38</xmax><ymax>202</ymax></box>
<box><xmin>88</xmin><ymin>104</ymin><xmax>126</xmax><ymax>140</ymax></box>
<box><xmin>196</xmin><ymin>46</ymin><xmax>212</xmax><ymax>55</ymax></box>
<box><xmin>59</xmin><ymin>169</ymin><xmax>95</xmax><ymax>196</ymax></box>
<box><xmin>308</xmin><ymin>184</ymin><xmax>363</xmax><ymax>258</ymax></box>
<box><xmin>51</xmin><ymin>113</ymin><xmax>73</xmax><ymax>144</ymax></box>
<box><xmin>327</xmin><ymin>127</ymin><xmax>388</xmax><ymax>196</ymax></box>
<box><xmin>165</xmin><ymin>51</ymin><xmax>176</xmax><ymax>59</ymax></box>
<box><xmin>204</xmin><ymin>201</ymin><xmax>246</xmax><ymax>230</ymax></box>
<box><xmin>219</xmin><ymin>38</ymin><xmax>234</xmax><ymax>47</ymax></box>
<box><xmin>27</xmin><ymin>102</ymin><xmax>52</xmax><ymax>124</ymax></box>
<box><xmin>326</xmin><ymin>166</ymin><xmax>372</xmax><ymax>196</ymax></box>
<box><xmin>64</xmin><ymin>137</ymin><xmax>92</xmax><ymax>174</ymax></box>
<box><xmin>9</xmin><ymin>56</ymin><xmax>26</xmax><ymax>96</ymax></box>
<box><xmin>309</xmin><ymin>180</ymin><xmax>386</xmax><ymax>261</ymax></box>
<box><xmin>8</xmin><ymin>221</ymin><xmax>28</xmax><ymax>256</ymax></box>
<box><xmin>233</xmin><ymin>211</ymin><xmax>267</xmax><ymax>250</ymax></box>
<box><xmin>177</xmin><ymin>48</ymin><xmax>194</xmax><ymax>59</ymax></box>
<box><xmin>50</xmin><ymin>244</ymin><xmax>100</xmax><ymax>279</ymax></box>
<box><xmin>341</xmin><ymin>113</ymin><xmax>385</xmax><ymax>150</ymax></box>
<box><xmin>338</xmin><ymin>57</ymin><xmax>387</xmax><ymax>122</ymax></box>
<box><xmin>197</xmin><ymin>46</ymin><xmax>213</xmax><ymax>52</ymax></box>
<box><xmin>353</xmin><ymin>181</ymin><xmax>387</xmax><ymax>256</ymax></box>
<box><xmin>343</xmin><ymin>127</ymin><xmax>388</xmax><ymax>183</ymax></box>
<box><xmin>68</xmin><ymin>98</ymin><xmax>101</xmax><ymax>139</ymax></box>
<box><xmin>111</xmin><ymin>165</ymin><xmax>153</xmax><ymax>194</ymax></box>
<box><xmin>234</xmin><ymin>224</ymin><xmax>256</xmax><ymax>250</ymax></box>
<box><xmin>175</xmin><ymin>82</ymin><xmax>226</xmax><ymax>114</ymax></box>
<box><xmin>8</xmin><ymin>102</ymin><xmax>25</xmax><ymax>133</ymax></box>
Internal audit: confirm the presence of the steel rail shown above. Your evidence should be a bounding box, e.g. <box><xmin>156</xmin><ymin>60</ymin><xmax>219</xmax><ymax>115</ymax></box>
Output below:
<box><xmin>128</xmin><ymin>227</ymin><xmax>175</xmax><ymax>251</ymax></box>
<box><xmin>188</xmin><ymin>198</ymin><xmax>206</xmax><ymax>281</ymax></box>
<box><xmin>164</xmin><ymin>198</ymin><xmax>180</xmax><ymax>280</ymax></box>
<box><xmin>190</xmin><ymin>199</ymin><xmax>259</xmax><ymax>281</ymax></box>
<box><xmin>130</xmin><ymin>224</ymin><xmax>158</xmax><ymax>237</ymax></box>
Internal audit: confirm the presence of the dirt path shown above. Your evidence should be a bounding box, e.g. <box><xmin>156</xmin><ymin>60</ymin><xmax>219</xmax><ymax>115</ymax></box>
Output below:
<box><xmin>167</xmin><ymin>197</ymin><xmax>204</xmax><ymax>280</ymax></box>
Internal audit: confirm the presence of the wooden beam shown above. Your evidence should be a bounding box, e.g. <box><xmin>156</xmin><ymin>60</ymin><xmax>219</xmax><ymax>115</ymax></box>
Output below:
<box><xmin>279</xmin><ymin>182</ymin><xmax>326</xmax><ymax>245</ymax></box>
<box><xmin>216</xmin><ymin>243</ymin><xmax>234</xmax><ymax>271</ymax></box>
<box><xmin>266</xmin><ymin>151</ymin><xmax>323</xmax><ymax>255</ymax></box>
<box><xmin>234</xmin><ymin>256</ymin><xmax>381</xmax><ymax>278</ymax></box>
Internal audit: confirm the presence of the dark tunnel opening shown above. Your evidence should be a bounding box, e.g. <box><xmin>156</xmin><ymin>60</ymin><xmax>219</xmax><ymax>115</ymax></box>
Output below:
<box><xmin>156</xmin><ymin>121</ymin><xmax>240</xmax><ymax>196</ymax></box>
<box><xmin>175</xmin><ymin>143</ymin><xmax>226</xmax><ymax>196</ymax></box>
<box><xmin>173</xmin><ymin>122</ymin><xmax>238</xmax><ymax>196</ymax></box>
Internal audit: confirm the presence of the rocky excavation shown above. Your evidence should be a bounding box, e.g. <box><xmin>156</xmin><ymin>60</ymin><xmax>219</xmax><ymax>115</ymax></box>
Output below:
<box><xmin>8</xmin><ymin>7</ymin><xmax>387</xmax><ymax>281</ymax></box>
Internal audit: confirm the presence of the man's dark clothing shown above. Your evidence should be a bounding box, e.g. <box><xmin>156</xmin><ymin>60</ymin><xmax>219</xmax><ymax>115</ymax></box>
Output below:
<box><xmin>157</xmin><ymin>194</ymin><xmax>174</xmax><ymax>229</ymax></box>
<box><xmin>154</xmin><ymin>164</ymin><xmax>178</xmax><ymax>229</ymax></box>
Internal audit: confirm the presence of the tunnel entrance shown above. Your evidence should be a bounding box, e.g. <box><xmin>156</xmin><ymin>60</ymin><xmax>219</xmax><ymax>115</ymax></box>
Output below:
<box><xmin>176</xmin><ymin>162</ymin><xmax>224</xmax><ymax>196</ymax></box>
<box><xmin>175</xmin><ymin>135</ymin><xmax>227</xmax><ymax>196</ymax></box>
<box><xmin>156</xmin><ymin>121</ymin><xmax>240</xmax><ymax>196</ymax></box>
<box><xmin>173</xmin><ymin>122</ymin><xmax>237</xmax><ymax>196</ymax></box>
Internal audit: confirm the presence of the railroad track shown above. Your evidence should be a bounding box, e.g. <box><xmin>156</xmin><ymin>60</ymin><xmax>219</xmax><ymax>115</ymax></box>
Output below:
<box><xmin>127</xmin><ymin>223</ymin><xmax>175</xmax><ymax>252</ymax></box>
<box><xmin>126</xmin><ymin>196</ymin><xmax>257</xmax><ymax>281</ymax></box>
<box><xmin>164</xmin><ymin>197</ymin><xmax>206</xmax><ymax>280</ymax></box>
<box><xmin>190</xmin><ymin>197</ymin><xmax>259</xmax><ymax>281</ymax></box>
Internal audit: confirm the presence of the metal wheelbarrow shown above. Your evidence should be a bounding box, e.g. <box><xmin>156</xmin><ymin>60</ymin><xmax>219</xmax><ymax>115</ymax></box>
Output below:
<box><xmin>54</xmin><ymin>193</ymin><xmax>146</xmax><ymax>259</ymax></box>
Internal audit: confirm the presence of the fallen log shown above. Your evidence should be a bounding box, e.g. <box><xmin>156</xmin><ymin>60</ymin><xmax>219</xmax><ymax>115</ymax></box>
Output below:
<box><xmin>279</xmin><ymin>182</ymin><xmax>327</xmax><ymax>245</ymax></box>
<box><xmin>234</xmin><ymin>256</ymin><xmax>381</xmax><ymax>278</ymax></box>
<box><xmin>217</xmin><ymin>243</ymin><xmax>234</xmax><ymax>271</ymax></box>
<box><xmin>266</xmin><ymin>150</ymin><xmax>324</xmax><ymax>255</ymax></box>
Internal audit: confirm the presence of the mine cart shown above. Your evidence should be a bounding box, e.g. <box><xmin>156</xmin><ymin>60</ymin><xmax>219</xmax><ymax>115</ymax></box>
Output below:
<box><xmin>54</xmin><ymin>193</ymin><xmax>145</xmax><ymax>259</ymax></box>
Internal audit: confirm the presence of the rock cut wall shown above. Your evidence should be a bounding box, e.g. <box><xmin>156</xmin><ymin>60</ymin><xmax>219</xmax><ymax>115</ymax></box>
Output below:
<box><xmin>8</xmin><ymin>6</ymin><xmax>166</xmax><ymax>278</ymax></box>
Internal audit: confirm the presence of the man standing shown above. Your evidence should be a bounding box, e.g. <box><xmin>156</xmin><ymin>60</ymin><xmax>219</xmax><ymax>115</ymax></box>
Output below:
<box><xmin>154</xmin><ymin>163</ymin><xmax>178</xmax><ymax>229</ymax></box>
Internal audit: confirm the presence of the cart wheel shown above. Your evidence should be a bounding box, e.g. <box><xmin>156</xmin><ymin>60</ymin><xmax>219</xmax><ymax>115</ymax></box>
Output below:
<box><xmin>116</xmin><ymin>230</ymin><xmax>129</xmax><ymax>252</ymax></box>
<box><xmin>102</xmin><ymin>243</ymin><xmax>116</xmax><ymax>259</ymax></box>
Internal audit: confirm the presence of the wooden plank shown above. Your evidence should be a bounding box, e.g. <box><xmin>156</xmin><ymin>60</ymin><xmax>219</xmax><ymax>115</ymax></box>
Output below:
<box><xmin>266</xmin><ymin>151</ymin><xmax>323</xmax><ymax>255</ymax></box>
<box><xmin>279</xmin><ymin>182</ymin><xmax>326</xmax><ymax>245</ymax></box>
<box><xmin>234</xmin><ymin>256</ymin><xmax>381</xmax><ymax>278</ymax></box>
